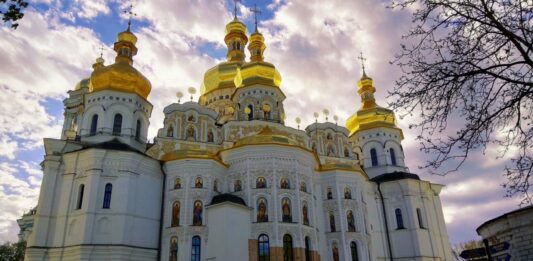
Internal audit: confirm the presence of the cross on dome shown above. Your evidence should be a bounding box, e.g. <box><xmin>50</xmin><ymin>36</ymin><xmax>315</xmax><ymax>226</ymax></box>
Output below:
<box><xmin>357</xmin><ymin>51</ymin><xmax>367</xmax><ymax>75</ymax></box>
<box><xmin>233</xmin><ymin>0</ymin><xmax>241</xmax><ymax>19</ymax></box>
<box><xmin>123</xmin><ymin>3</ymin><xmax>137</xmax><ymax>31</ymax></box>
<box><xmin>251</xmin><ymin>4</ymin><xmax>262</xmax><ymax>32</ymax></box>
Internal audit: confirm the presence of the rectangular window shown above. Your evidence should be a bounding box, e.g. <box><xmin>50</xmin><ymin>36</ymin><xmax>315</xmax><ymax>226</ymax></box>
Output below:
<box><xmin>417</xmin><ymin>208</ymin><xmax>425</xmax><ymax>228</ymax></box>
<box><xmin>76</xmin><ymin>184</ymin><xmax>85</xmax><ymax>210</ymax></box>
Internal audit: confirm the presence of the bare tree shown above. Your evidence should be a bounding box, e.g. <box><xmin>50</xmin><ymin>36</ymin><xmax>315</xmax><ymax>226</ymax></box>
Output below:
<box><xmin>0</xmin><ymin>0</ymin><xmax>28</xmax><ymax>29</ymax></box>
<box><xmin>389</xmin><ymin>0</ymin><xmax>532</xmax><ymax>204</ymax></box>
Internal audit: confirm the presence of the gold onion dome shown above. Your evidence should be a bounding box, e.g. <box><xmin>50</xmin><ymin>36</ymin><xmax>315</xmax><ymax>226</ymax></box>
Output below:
<box><xmin>234</xmin><ymin>30</ymin><xmax>282</xmax><ymax>88</ymax></box>
<box><xmin>89</xmin><ymin>29</ymin><xmax>152</xmax><ymax>100</ymax></box>
<box><xmin>200</xmin><ymin>18</ymin><xmax>248</xmax><ymax>96</ymax></box>
<box><xmin>346</xmin><ymin>72</ymin><xmax>403</xmax><ymax>138</ymax></box>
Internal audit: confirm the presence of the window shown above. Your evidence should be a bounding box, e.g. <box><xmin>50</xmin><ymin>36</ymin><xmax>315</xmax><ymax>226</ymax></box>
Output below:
<box><xmin>174</xmin><ymin>178</ymin><xmax>181</xmax><ymax>189</ymax></box>
<box><xmin>344</xmin><ymin>187</ymin><xmax>352</xmax><ymax>199</ymax></box>
<box><xmin>256</xmin><ymin>177</ymin><xmax>266</xmax><ymax>188</ymax></box>
<box><xmin>191</xmin><ymin>236</ymin><xmax>201</xmax><ymax>261</ymax></box>
<box><xmin>283</xmin><ymin>234</ymin><xmax>294</xmax><ymax>261</ymax></box>
<box><xmin>390</xmin><ymin>148</ymin><xmax>397</xmax><ymax>166</ymax></box>
<box><xmin>302</xmin><ymin>203</ymin><xmax>309</xmax><ymax>226</ymax></box>
<box><xmin>102</xmin><ymin>183</ymin><xmax>112</xmax><ymax>209</ymax></box>
<box><xmin>350</xmin><ymin>241</ymin><xmax>358</xmax><ymax>261</ymax></box>
<box><xmin>327</xmin><ymin>145</ymin><xmax>335</xmax><ymax>156</ymax></box>
<box><xmin>257</xmin><ymin>198</ymin><xmax>268</xmax><ymax>222</ymax></box>
<box><xmin>370</xmin><ymin>148</ymin><xmax>378</xmax><ymax>166</ymax></box>
<box><xmin>234</xmin><ymin>180</ymin><xmax>242</xmax><ymax>192</ymax></box>
<box><xmin>344</xmin><ymin>147</ymin><xmax>350</xmax><ymax>157</ymax></box>
<box><xmin>247</xmin><ymin>104</ymin><xmax>254</xmax><ymax>120</ymax></box>
<box><xmin>305</xmin><ymin>237</ymin><xmax>311</xmax><ymax>261</ymax></box>
<box><xmin>332</xmin><ymin>243</ymin><xmax>339</xmax><ymax>261</ymax></box>
<box><xmin>193</xmin><ymin>201</ymin><xmax>203</xmax><ymax>226</ymax></box>
<box><xmin>327</xmin><ymin>187</ymin><xmax>333</xmax><ymax>199</ymax></box>
<box><xmin>169</xmin><ymin>237</ymin><xmax>178</xmax><ymax>261</ymax></box>
<box><xmin>76</xmin><ymin>184</ymin><xmax>85</xmax><ymax>209</ymax></box>
<box><xmin>171</xmin><ymin>201</ymin><xmax>180</xmax><ymax>227</ymax></box>
<box><xmin>135</xmin><ymin>120</ymin><xmax>141</xmax><ymax>140</ymax></box>
<box><xmin>395</xmin><ymin>208</ymin><xmax>405</xmax><ymax>229</ymax></box>
<box><xmin>280</xmin><ymin>178</ymin><xmax>290</xmax><ymax>189</ymax></box>
<box><xmin>112</xmin><ymin>114</ymin><xmax>122</xmax><ymax>135</ymax></box>
<box><xmin>207</xmin><ymin>130</ymin><xmax>214</xmax><ymax>142</ymax></box>
<box><xmin>300</xmin><ymin>182</ymin><xmax>307</xmax><ymax>192</ymax></box>
<box><xmin>329</xmin><ymin>212</ymin><xmax>336</xmax><ymax>232</ymax></box>
<box><xmin>167</xmin><ymin>125</ymin><xmax>174</xmax><ymax>137</ymax></box>
<box><xmin>195</xmin><ymin>177</ymin><xmax>203</xmax><ymax>188</ymax></box>
<box><xmin>282</xmin><ymin>198</ymin><xmax>292</xmax><ymax>222</ymax></box>
<box><xmin>90</xmin><ymin>115</ymin><xmax>98</xmax><ymax>136</ymax></box>
<box><xmin>417</xmin><ymin>208</ymin><xmax>425</xmax><ymax>228</ymax></box>
<box><xmin>213</xmin><ymin>179</ymin><xmax>218</xmax><ymax>192</ymax></box>
<box><xmin>347</xmin><ymin>211</ymin><xmax>356</xmax><ymax>232</ymax></box>
<box><xmin>258</xmin><ymin>234</ymin><xmax>270</xmax><ymax>261</ymax></box>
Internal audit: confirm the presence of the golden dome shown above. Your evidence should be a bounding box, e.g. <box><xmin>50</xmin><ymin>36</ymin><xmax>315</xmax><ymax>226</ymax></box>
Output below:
<box><xmin>225</xmin><ymin>18</ymin><xmax>247</xmax><ymax>35</ymax></box>
<box><xmin>74</xmin><ymin>78</ymin><xmax>90</xmax><ymax>90</ymax></box>
<box><xmin>200</xmin><ymin>61</ymin><xmax>242</xmax><ymax>95</ymax></box>
<box><xmin>234</xmin><ymin>61</ymin><xmax>282</xmax><ymax>88</ymax></box>
<box><xmin>345</xmin><ymin>73</ymin><xmax>403</xmax><ymax>138</ymax></box>
<box><xmin>89</xmin><ymin>29</ymin><xmax>151</xmax><ymax>100</ymax></box>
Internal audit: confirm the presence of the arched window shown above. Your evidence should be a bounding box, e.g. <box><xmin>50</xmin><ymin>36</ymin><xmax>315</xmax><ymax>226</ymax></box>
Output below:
<box><xmin>171</xmin><ymin>201</ymin><xmax>180</xmax><ymax>227</ymax></box>
<box><xmin>169</xmin><ymin>237</ymin><xmax>178</xmax><ymax>261</ymax></box>
<box><xmin>332</xmin><ymin>243</ymin><xmax>339</xmax><ymax>261</ymax></box>
<box><xmin>281</xmin><ymin>198</ymin><xmax>292</xmax><ymax>222</ymax></box>
<box><xmin>174</xmin><ymin>178</ymin><xmax>181</xmax><ymax>189</ymax></box>
<box><xmin>350</xmin><ymin>241</ymin><xmax>358</xmax><ymax>261</ymax></box>
<box><xmin>112</xmin><ymin>114</ymin><xmax>122</xmax><ymax>135</ymax></box>
<box><xmin>247</xmin><ymin>104</ymin><xmax>254</xmax><ymax>120</ymax></box>
<box><xmin>195</xmin><ymin>177</ymin><xmax>203</xmax><ymax>188</ymax></box>
<box><xmin>300</xmin><ymin>182</ymin><xmax>307</xmax><ymax>192</ymax></box>
<box><xmin>329</xmin><ymin>212</ymin><xmax>336</xmax><ymax>232</ymax></box>
<box><xmin>256</xmin><ymin>177</ymin><xmax>266</xmax><ymax>188</ymax></box>
<box><xmin>327</xmin><ymin>187</ymin><xmax>333</xmax><ymax>199</ymax></box>
<box><xmin>234</xmin><ymin>180</ymin><xmax>242</xmax><ymax>192</ymax></box>
<box><xmin>395</xmin><ymin>208</ymin><xmax>405</xmax><ymax>229</ymax></box>
<box><xmin>370</xmin><ymin>148</ymin><xmax>378</xmax><ymax>166</ymax></box>
<box><xmin>302</xmin><ymin>203</ymin><xmax>309</xmax><ymax>226</ymax></box>
<box><xmin>191</xmin><ymin>236</ymin><xmax>201</xmax><ymax>261</ymax></box>
<box><xmin>347</xmin><ymin>211</ymin><xmax>356</xmax><ymax>232</ymax></box>
<box><xmin>135</xmin><ymin>120</ymin><xmax>141</xmax><ymax>141</ymax></box>
<box><xmin>102</xmin><ymin>183</ymin><xmax>112</xmax><ymax>209</ymax></box>
<box><xmin>167</xmin><ymin>125</ymin><xmax>174</xmax><ymax>137</ymax></box>
<box><xmin>327</xmin><ymin>145</ymin><xmax>335</xmax><ymax>156</ymax></box>
<box><xmin>390</xmin><ymin>148</ymin><xmax>397</xmax><ymax>166</ymax></box>
<box><xmin>327</xmin><ymin>133</ymin><xmax>332</xmax><ymax>140</ymax></box>
<box><xmin>76</xmin><ymin>184</ymin><xmax>85</xmax><ymax>209</ymax></box>
<box><xmin>90</xmin><ymin>115</ymin><xmax>98</xmax><ymax>136</ymax></box>
<box><xmin>417</xmin><ymin>208</ymin><xmax>425</xmax><ymax>228</ymax></box>
<box><xmin>280</xmin><ymin>178</ymin><xmax>290</xmax><ymax>189</ymax></box>
<box><xmin>344</xmin><ymin>187</ymin><xmax>352</xmax><ymax>199</ymax></box>
<box><xmin>344</xmin><ymin>147</ymin><xmax>350</xmax><ymax>157</ymax></box>
<box><xmin>305</xmin><ymin>237</ymin><xmax>311</xmax><ymax>261</ymax></box>
<box><xmin>258</xmin><ymin>234</ymin><xmax>270</xmax><ymax>261</ymax></box>
<box><xmin>257</xmin><ymin>198</ymin><xmax>268</xmax><ymax>222</ymax></box>
<box><xmin>207</xmin><ymin>130</ymin><xmax>214</xmax><ymax>142</ymax></box>
<box><xmin>193</xmin><ymin>201</ymin><xmax>203</xmax><ymax>226</ymax></box>
<box><xmin>283</xmin><ymin>234</ymin><xmax>294</xmax><ymax>261</ymax></box>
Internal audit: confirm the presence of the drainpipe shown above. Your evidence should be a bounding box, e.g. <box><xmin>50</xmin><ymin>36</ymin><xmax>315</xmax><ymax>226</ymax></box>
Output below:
<box><xmin>377</xmin><ymin>182</ymin><xmax>394</xmax><ymax>261</ymax></box>
<box><xmin>157</xmin><ymin>162</ymin><xmax>166</xmax><ymax>261</ymax></box>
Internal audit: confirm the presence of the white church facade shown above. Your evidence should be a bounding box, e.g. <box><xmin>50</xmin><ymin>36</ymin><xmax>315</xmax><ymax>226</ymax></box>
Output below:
<box><xmin>24</xmin><ymin>14</ymin><xmax>453</xmax><ymax>261</ymax></box>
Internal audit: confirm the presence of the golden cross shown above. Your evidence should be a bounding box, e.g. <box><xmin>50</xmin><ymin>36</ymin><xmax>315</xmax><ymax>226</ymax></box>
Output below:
<box><xmin>357</xmin><ymin>51</ymin><xmax>367</xmax><ymax>73</ymax></box>
<box><xmin>98</xmin><ymin>44</ymin><xmax>104</xmax><ymax>58</ymax></box>
<box><xmin>124</xmin><ymin>3</ymin><xmax>137</xmax><ymax>31</ymax></box>
<box><xmin>233</xmin><ymin>0</ymin><xmax>241</xmax><ymax>19</ymax></box>
<box><xmin>251</xmin><ymin>4</ymin><xmax>261</xmax><ymax>32</ymax></box>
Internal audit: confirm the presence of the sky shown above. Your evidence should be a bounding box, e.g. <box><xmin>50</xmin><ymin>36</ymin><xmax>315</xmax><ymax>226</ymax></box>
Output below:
<box><xmin>0</xmin><ymin>0</ymin><xmax>524</xmax><ymax>245</ymax></box>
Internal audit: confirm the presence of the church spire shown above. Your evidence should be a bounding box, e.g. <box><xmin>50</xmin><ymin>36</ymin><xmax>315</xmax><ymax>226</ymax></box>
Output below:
<box><xmin>248</xmin><ymin>4</ymin><xmax>265</xmax><ymax>62</ymax></box>
<box><xmin>92</xmin><ymin>45</ymin><xmax>105</xmax><ymax>70</ymax></box>
<box><xmin>356</xmin><ymin>52</ymin><xmax>376</xmax><ymax>109</ymax></box>
<box><xmin>224</xmin><ymin>0</ymin><xmax>248</xmax><ymax>62</ymax></box>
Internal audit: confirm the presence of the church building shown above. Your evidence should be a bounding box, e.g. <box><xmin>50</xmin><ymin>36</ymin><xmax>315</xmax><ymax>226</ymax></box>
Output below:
<box><xmin>24</xmin><ymin>10</ymin><xmax>453</xmax><ymax>261</ymax></box>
